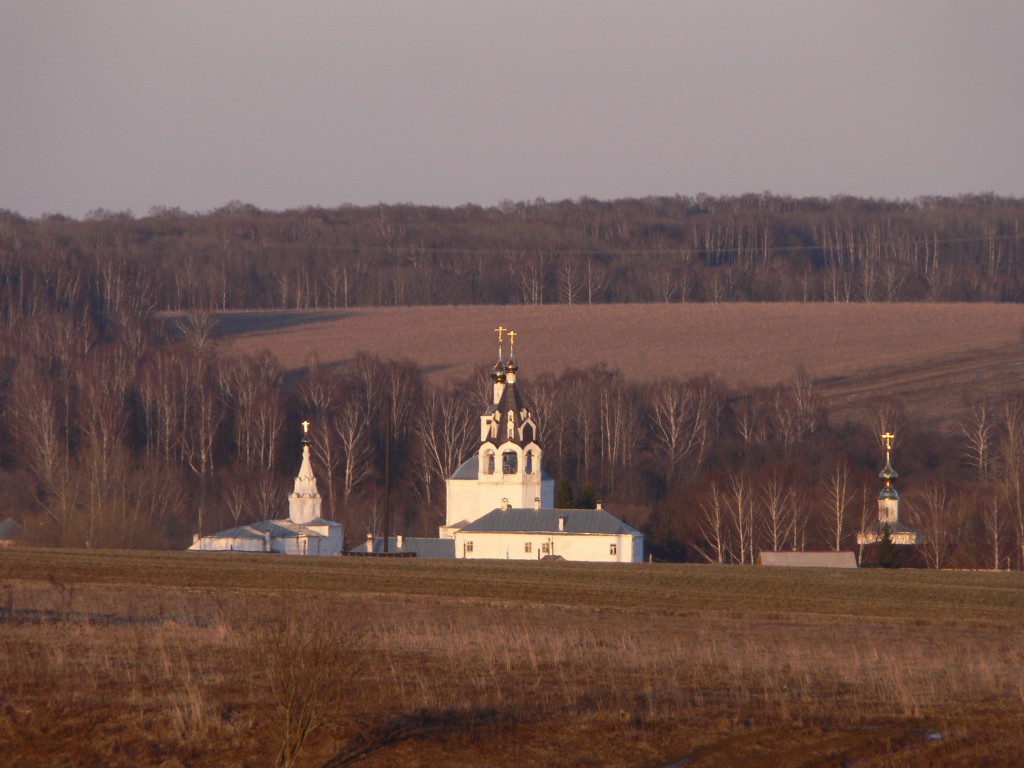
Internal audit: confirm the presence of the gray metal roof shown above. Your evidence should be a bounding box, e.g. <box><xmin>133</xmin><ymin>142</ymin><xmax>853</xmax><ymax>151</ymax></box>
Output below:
<box><xmin>758</xmin><ymin>551</ymin><xmax>858</xmax><ymax>569</ymax></box>
<box><xmin>303</xmin><ymin>517</ymin><xmax>343</xmax><ymax>528</ymax></box>
<box><xmin>0</xmin><ymin>517</ymin><xmax>23</xmax><ymax>540</ymax></box>
<box><xmin>460</xmin><ymin>507</ymin><xmax>640</xmax><ymax>536</ymax></box>
<box><xmin>451</xmin><ymin>455</ymin><xmax>479</xmax><ymax>480</ymax></box>
<box><xmin>206</xmin><ymin>519</ymin><xmax>331</xmax><ymax>539</ymax></box>
<box><xmin>350</xmin><ymin>537</ymin><xmax>457</xmax><ymax>558</ymax></box>
<box><xmin>205</xmin><ymin>525</ymin><xmax>265</xmax><ymax>540</ymax></box>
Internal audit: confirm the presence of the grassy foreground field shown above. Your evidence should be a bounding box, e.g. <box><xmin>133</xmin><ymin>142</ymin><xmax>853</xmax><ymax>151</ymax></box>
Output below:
<box><xmin>2</xmin><ymin>549</ymin><xmax>1023</xmax><ymax>767</ymax></box>
<box><xmin>218</xmin><ymin>303</ymin><xmax>1024</xmax><ymax>429</ymax></box>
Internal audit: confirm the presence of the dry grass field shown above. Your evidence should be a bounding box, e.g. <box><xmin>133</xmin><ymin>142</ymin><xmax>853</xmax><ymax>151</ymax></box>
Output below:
<box><xmin>218</xmin><ymin>303</ymin><xmax>1024</xmax><ymax>429</ymax></box>
<box><xmin>2</xmin><ymin>548</ymin><xmax>1024</xmax><ymax>767</ymax></box>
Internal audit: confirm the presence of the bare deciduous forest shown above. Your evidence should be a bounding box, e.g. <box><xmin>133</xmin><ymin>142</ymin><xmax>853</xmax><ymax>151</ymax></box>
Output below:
<box><xmin>3</xmin><ymin>195</ymin><xmax>1024</xmax><ymax>563</ymax></box>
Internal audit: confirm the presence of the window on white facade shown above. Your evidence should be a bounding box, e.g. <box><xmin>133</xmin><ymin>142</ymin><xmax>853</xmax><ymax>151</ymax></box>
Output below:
<box><xmin>610</xmin><ymin>543</ymin><xmax>617</xmax><ymax>556</ymax></box>
<box><xmin>541</xmin><ymin>542</ymin><xmax>550</xmax><ymax>554</ymax></box>
<box><xmin>465</xmin><ymin>541</ymin><xmax>474</xmax><ymax>553</ymax></box>
<box><xmin>485</xmin><ymin>452</ymin><xmax>495</xmax><ymax>474</ymax></box>
<box><xmin>524</xmin><ymin>542</ymin><xmax>532</xmax><ymax>553</ymax></box>
<box><xmin>525</xmin><ymin>450</ymin><xmax>533</xmax><ymax>474</ymax></box>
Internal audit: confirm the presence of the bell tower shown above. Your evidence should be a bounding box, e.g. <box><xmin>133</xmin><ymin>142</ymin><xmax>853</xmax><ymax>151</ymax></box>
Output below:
<box><xmin>443</xmin><ymin>328</ymin><xmax>554</xmax><ymax>536</ymax></box>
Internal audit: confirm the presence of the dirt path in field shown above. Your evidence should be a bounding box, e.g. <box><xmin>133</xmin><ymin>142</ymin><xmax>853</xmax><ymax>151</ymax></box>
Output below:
<box><xmin>818</xmin><ymin>343</ymin><xmax>1024</xmax><ymax>429</ymax></box>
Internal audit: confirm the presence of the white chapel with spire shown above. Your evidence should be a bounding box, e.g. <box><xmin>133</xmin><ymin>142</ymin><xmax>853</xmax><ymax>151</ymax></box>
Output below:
<box><xmin>189</xmin><ymin>421</ymin><xmax>343</xmax><ymax>555</ymax></box>
<box><xmin>857</xmin><ymin>431</ymin><xmax>921</xmax><ymax>547</ymax></box>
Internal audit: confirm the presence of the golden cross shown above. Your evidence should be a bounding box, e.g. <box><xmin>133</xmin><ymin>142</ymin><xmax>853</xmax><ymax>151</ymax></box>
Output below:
<box><xmin>507</xmin><ymin>329</ymin><xmax>516</xmax><ymax>356</ymax></box>
<box><xmin>302</xmin><ymin>419</ymin><xmax>311</xmax><ymax>434</ymax></box>
<box><xmin>881</xmin><ymin>431</ymin><xmax>894</xmax><ymax>461</ymax></box>
<box><xmin>494</xmin><ymin>325</ymin><xmax>506</xmax><ymax>357</ymax></box>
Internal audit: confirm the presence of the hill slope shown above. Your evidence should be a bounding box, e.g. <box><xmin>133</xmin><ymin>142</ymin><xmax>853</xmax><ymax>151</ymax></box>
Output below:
<box><xmin>216</xmin><ymin>303</ymin><xmax>1024</xmax><ymax>429</ymax></box>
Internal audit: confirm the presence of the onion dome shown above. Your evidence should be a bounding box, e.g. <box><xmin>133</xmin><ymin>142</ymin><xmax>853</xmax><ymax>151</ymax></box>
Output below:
<box><xmin>505</xmin><ymin>355</ymin><xmax>519</xmax><ymax>375</ymax></box>
<box><xmin>491</xmin><ymin>359</ymin><xmax>507</xmax><ymax>383</ymax></box>
<box><xmin>878</xmin><ymin>458</ymin><xmax>899</xmax><ymax>500</ymax></box>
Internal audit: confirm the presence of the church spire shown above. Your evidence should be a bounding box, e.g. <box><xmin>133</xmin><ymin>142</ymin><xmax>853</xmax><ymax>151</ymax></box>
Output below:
<box><xmin>289</xmin><ymin>420</ymin><xmax>322</xmax><ymax>524</ymax></box>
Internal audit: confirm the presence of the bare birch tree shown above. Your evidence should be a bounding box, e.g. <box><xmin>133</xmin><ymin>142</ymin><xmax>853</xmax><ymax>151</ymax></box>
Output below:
<box><xmin>760</xmin><ymin>471</ymin><xmax>796</xmax><ymax>552</ymax></box>
<box><xmin>727</xmin><ymin>472</ymin><xmax>757</xmax><ymax>564</ymax></box>
<box><xmin>414</xmin><ymin>384</ymin><xmax>476</xmax><ymax>517</ymax></box>
<box><xmin>695</xmin><ymin>481</ymin><xmax>728</xmax><ymax>564</ymax></box>
<box><xmin>909</xmin><ymin>483</ymin><xmax>959</xmax><ymax>570</ymax></box>
<box><xmin>822</xmin><ymin>460</ymin><xmax>853</xmax><ymax>552</ymax></box>
<box><xmin>647</xmin><ymin>377</ymin><xmax>718</xmax><ymax>485</ymax></box>
<box><xmin>961</xmin><ymin>399</ymin><xmax>995</xmax><ymax>480</ymax></box>
<box><xmin>980</xmin><ymin>491</ymin><xmax>1007</xmax><ymax>570</ymax></box>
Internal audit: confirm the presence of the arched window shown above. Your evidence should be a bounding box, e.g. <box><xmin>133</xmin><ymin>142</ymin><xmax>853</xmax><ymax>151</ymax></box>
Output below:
<box><xmin>522</xmin><ymin>423</ymin><xmax>534</xmax><ymax>444</ymax></box>
<box><xmin>502</xmin><ymin>451</ymin><xmax>518</xmax><ymax>474</ymax></box>
<box><xmin>525</xmin><ymin>450</ymin><xmax>534</xmax><ymax>474</ymax></box>
<box><xmin>485</xmin><ymin>451</ymin><xmax>495</xmax><ymax>475</ymax></box>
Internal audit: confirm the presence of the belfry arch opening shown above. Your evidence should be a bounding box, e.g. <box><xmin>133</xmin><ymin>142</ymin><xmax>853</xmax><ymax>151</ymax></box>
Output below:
<box><xmin>502</xmin><ymin>450</ymin><xmax>518</xmax><ymax>475</ymax></box>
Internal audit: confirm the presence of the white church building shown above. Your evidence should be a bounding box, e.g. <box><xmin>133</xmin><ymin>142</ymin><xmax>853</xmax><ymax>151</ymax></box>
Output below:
<box><xmin>857</xmin><ymin>431</ymin><xmax>921</xmax><ymax>547</ymax></box>
<box><xmin>442</xmin><ymin>328</ymin><xmax>643</xmax><ymax>563</ymax></box>
<box><xmin>189</xmin><ymin>422</ymin><xmax>343</xmax><ymax>555</ymax></box>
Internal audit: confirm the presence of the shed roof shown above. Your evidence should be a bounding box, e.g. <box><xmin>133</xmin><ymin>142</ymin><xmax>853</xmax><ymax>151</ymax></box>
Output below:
<box><xmin>758</xmin><ymin>551</ymin><xmax>858</xmax><ymax>569</ymax></box>
<box><xmin>0</xmin><ymin>517</ymin><xmax>23</xmax><ymax>540</ymax></box>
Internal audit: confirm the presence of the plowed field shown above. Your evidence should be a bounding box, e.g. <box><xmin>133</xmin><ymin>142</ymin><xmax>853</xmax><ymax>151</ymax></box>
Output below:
<box><xmin>213</xmin><ymin>303</ymin><xmax>1024</xmax><ymax>430</ymax></box>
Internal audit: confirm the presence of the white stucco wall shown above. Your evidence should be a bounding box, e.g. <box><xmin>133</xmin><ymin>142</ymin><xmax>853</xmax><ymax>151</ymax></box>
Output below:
<box><xmin>189</xmin><ymin>536</ymin><xmax>267</xmax><ymax>553</ymax></box>
<box><xmin>445</xmin><ymin>473</ymin><xmax>554</xmax><ymax>532</ymax></box>
<box><xmin>453</xmin><ymin>531</ymin><xmax>643</xmax><ymax>563</ymax></box>
<box><xmin>304</xmin><ymin>523</ymin><xmax>343</xmax><ymax>554</ymax></box>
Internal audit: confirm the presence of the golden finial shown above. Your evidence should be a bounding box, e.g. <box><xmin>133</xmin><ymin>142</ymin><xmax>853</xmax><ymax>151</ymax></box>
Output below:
<box><xmin>507</xmin><ymin>329</ymin><xmax>516</xmax><ymax>356</ymax></box>
<box><xmin>302</xmin><ymin>419</ymin><xmax>311</xmax><ymax>434</ymax></box>
<box><xmin>494</xmin><ymin>325</ymin><xmax>506</xmax><ymax>358</ymax></box>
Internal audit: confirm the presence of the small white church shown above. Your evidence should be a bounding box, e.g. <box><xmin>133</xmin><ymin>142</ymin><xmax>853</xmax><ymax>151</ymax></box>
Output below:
<box><xmin>189</xmin><ymin>422</ymin><xmax>343</xmax><ymax>555</ymax></box>
<box><xmin>857</xmin><ymin>431</ymin><xmax>921</xmax><ymax>547</ymax></box>
<box><xmin>441</xmin><ymin>328</ymin><xmax>643</xmax><ymax>563</ymax></box>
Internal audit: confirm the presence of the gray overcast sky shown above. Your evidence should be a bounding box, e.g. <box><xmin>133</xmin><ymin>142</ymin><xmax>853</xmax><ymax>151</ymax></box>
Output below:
<box><xmin>2</xmin><ymin>0</ymin><xmax>1022</xmax><ymax>218</ymax></box>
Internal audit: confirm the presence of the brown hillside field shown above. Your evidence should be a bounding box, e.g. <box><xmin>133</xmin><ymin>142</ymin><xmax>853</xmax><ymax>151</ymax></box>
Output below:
<box><xmin>2</xmin><ymin>549</ymin><xmax>1023</xmax><ymax>767</ymax></box>
<box><xmin>219</xmin><ymin>303</ymin><xmax>1024</xmax><ymax>429</ymax></box>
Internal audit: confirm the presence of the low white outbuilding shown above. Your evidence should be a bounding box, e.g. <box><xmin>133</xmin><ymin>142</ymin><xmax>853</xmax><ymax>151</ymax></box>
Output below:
<box><xmin>453</xmin><ymin>502</ymin><xmax>643</xmax><ymax>563</ymax></box>
<box><xmin>758</xmin><ymin>551</ymin><xmax>857</xmax><ymax>568</ymax></box>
